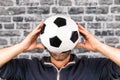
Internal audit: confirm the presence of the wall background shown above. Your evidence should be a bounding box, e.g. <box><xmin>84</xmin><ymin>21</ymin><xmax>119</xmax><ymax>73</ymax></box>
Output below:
<box><xmin>0</xmin><ymin>0</ymin><xmax>120</xmax><ymax>80</ymax></box>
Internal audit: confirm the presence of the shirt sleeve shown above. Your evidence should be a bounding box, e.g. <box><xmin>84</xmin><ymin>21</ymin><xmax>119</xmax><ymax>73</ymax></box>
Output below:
<box><xmin>98</xmin><ymin>58</ymin><xmax>120</xmax><ymax>79</ymax></box>
<box><xmin>0</xmin><ymin>59</ymin><xmax>29</xmax><ymax>79</ymax></box>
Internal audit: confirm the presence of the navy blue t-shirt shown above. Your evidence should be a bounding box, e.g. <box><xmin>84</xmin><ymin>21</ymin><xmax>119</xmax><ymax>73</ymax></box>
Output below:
<box><xmin>0</xmin><ymin>54</ymin><xmax>120</xmax><ymax>80</ymax></box>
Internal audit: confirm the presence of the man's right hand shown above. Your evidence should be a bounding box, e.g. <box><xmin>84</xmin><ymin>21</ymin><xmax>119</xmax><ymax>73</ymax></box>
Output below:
<box><xmin>0</xmin><ymin>22</ymin><xmax>45</xmax><ymax>67</ymax></box>
<box><xmin>20</xmin><ymin>22</ymin><xmax>45</xmax><ymax>52</ymax></box>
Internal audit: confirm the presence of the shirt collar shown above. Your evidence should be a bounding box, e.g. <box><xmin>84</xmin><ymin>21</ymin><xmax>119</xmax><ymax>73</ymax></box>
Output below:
<box><xmin>41</xmin><ymin>54</ymin><xmax>79</xmax><ymax>65</ymax></box>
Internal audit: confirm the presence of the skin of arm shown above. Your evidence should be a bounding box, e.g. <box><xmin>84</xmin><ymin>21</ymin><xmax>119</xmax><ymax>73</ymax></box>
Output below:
<box><xmin>76</xmin><ymin>23</ymin><xmax>120</xmax><ymax>66</ymax></box>
<box><xmin>0</xmin><ymin>22</ymin><xmax>45</xmax><ymax>67</ymax></box>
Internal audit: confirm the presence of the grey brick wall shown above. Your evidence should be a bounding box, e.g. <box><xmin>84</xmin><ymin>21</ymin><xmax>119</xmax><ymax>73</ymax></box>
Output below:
<box><xmin>0</xmin><ymin>0</ymin><xmax>120</xmax><ymax>80</ymax></box>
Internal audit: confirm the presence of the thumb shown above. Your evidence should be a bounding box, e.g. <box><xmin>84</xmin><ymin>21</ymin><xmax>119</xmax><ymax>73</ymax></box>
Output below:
<box><xmin>76</xmin><ymin>42</ymin><xmax>85</xmax><ymax>48</ymax></box>
<box><xmin>37</xmin><ymin>43</ymin><xmax>46</xmax><ymax>49</ymax></box>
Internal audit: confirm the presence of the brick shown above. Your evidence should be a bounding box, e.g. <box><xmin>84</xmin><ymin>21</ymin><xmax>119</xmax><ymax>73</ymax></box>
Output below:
<box><xmin>0</xmin><ymin>38</ymin><xmax>7</xmax><ymax>45</ymax></box>
<box><xmin>27</xmin><ymin>7</ymin><xmax>50</xmax><ymax>14</ymax></box>
<box><xmin>107</xmin><ymin>23</ymin><xmax>120</xmax><ymax>29</ymax></box>
<box><xmin>31</xmin><ymin>54</ymin><xmax>41</xmax><ymax>59</ymax></box>
<box><xmin>115</xmin><ymin>30</ymin><xmax>120</xmax><ymax>36</ymax></box>
<box><xmin>105</xmin><ymin>37</ymin><xmax>119</xmax><ymax>44</ymax></box>
<box><xmin>0</xmin><ymin>17</ymin><xmax>11</xmax><ymax>22</ymax></box>
<box><xmin>59</xmin><ymin>0</ymin><xmax>72</xmax><ymax>6</ymax></box>
<box><xmin>86</xmin><ymin>7</ymin><xmax>109</xmax><ymax>14</ymax></box>
<box><xmin>75</xmin><ymin>0</ymin><xmax>98</xmax><ymax>6</ymax></box>
<box><xmin>84</xmin><ymin>16</ymin><xmax>94</xmax><ymax>21</ymax></box>
<box><xmin>28</xmin><ymin>48</ymin><xmax>44</xmax><ymax>53</ymax></box>
<box><xmin>13</xmin><ymin>17</ymin><xmax>23</xmax><ymax>22</ymax></box>
<box><xmin>86</xmin><ymin>7</ymin><xmax>96</xmax><ymax>14</ymax></box>
<box><xmin>0</xmin><ymin>30</ymin><xmax>21</xmax><ymax>36</ymax></box>
<box><xmin>95</xmin><ymin>15</ymin><xmax>113</xmax><ymax>21</ymax></box>
<box><xmin>71</xmin><ymin>47</ymin><xmax>89</xmax><ymax>53</ymax></box>
<box><xmin>88</xmin><ymin>54</ymin><xmax>105</xmax><ymax>58</ymax></box>
<box><xmin>79</xmin><ymin>23</ymin><xmax>85</xmax><ymax>27</ymax></box>
<box><xmin>4</xmin><ymin>23</ymin><xmax>14</xmax><ymax>29</ymax></box>
<box><xmin>7</xmin><ymin>7</ymin><xmax>25</xmax><ymax>15</ymax></box>
<box><xmin>10</xmin><ymin>37</ymin><xmax>23</xmax><ymax>44</ymax></box>
<box><xmin>16</xmin><ymin>0</ymin><xmax>39</xmax><ymax>6</ymax></box>
<box><xmin>16</xmin><ymin>23</ymin><xmax>30</xmax><ymax>29</ymax></box>
<box><xmin>68</xmin><ymin>7</ymin><xmax>84</xmax><ymax>14</ymax></box>
<box><xmin>25</xmin><ymin>16</ymin><xmax>35</xmax><ymax>22</ymax></box>
<box><xmin>95</xmin><ymin>30</ymin><xmax>114</xmax><ymax>36</ymax></box>
<box><xmin>97</xmin><ymin>7</ymin><xmax>109</xmax><ymax>13</ymax></box>
<box><xmin>52</xmin><ymin>7</ymin><xmax>67</xmax><ymax>14</ymax></box>
<box><xmin>114</xmin><ymin>0</ymin><xmax>120</xmax><ymax>4</ymax></box>
<box><xmin>87</xmin><ymin>23</ymin><xmax>101</xmax><ymax>29</ymax></box>
<box><xmin>77</xmin><ymin>55</ymin><xmax>89</xmax><ymax>59</ymax></box>
<box><xmin>40</xmin><ymin>0</ymin><xmax>54</xmax><ymax>5</ymax></box>
<box><xmin>98</xmin><ymin>0</ymin><xmax>113</xmax><ymax>5</ymax></box>
<box><xmin>0</xmin><ymin>7</ymin><xmax>8</xmax><ymax>15</ymax></box>
<box><xmin>71</xmin><ymin>16</ymin><xmax>82</xmax><ymax>22</ymax></box>
<box><xmin>19</xmin><ymin>55</ymin><xmax>29</xmax><ymax>59</ymax></box>
<box><xmin>0</xmin><ymin>24</ymin><xmax>2</xmax><ymax>29</ymax></box>
<box><xmin>117</xmin><ymin>45</ymin><xmax>120</xmax><ymax>48</ymax></box>
<box><xmin>71</xmin><ymin>48</ymin><xmax>80</xmax><ymax>54</ymax></box>
<box><xmin>75</xmin><ymin>0</ymin><xmax>86</xmax><ymax>5</ymax></box>
<box><xmin>34</xmin><ymin>15</ymin><xmax>42</xmax><ymax>22</ymax></box>
<box><xmin>102</xmin><ymin>30</ymin><xmax>114</xmax><ymax>36</ymax></box>
<box><xmin>81</xmin><ymin>37</ymin><xmax>85</xmax><ymax>42</ymax></box>
<box><xmin>115</xmin><ymin>15</ymin><xmax>120</xmax><ymax>21</ymax></box>
<box><xmin>24</xmin><ymin>31</ymin><xmax>30</xmax><ymax>36</ymax></box>
<box><xmin>111</xmin><ymin>7</ymin><xmax>120</xmax><ymax>13</ymax></box>
<box><xmin>95</xmin><ymin>32</ymin><xmax>103</xmax><ymax>37</ymax></box>
<box><xmin>41</xmin><ymin>15</ymin><xmax>50</xmax><ymax>21</ymax></box>
<box><xmin>0</xmin><ymin>0</ymin><xmax>13</xmax><ymax>6</ymax></box>
<box><xmin>107</xmin><ymin>44</ymin><xmax>116</xmax><ymax>47</ymax></box>
<box><xmin>37</xmin><ymin>38</ymin><xmax>41</xmax><ymax>43</ymax></box>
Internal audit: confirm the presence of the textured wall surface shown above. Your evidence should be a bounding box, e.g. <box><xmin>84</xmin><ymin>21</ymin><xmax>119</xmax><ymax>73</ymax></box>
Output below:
<box><xmin>0</xmin><ymin>0</ymin><xmax>120</xmax><ymax>80</ymax></box>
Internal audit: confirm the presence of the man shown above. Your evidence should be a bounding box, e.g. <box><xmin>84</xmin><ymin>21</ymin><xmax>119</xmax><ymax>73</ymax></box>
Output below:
<box><xmin>0</xmin><ymin>22</ymin><xmax>120</xmax><ymax>80</ymax></box>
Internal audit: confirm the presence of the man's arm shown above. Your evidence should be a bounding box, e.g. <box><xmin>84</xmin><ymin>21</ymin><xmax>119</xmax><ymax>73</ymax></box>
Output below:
<box><xmin>96</xmin><ymin>42</ymin><xmax>120</xmax><ymax>66</ymax></box>
<box><xmin>0</xmin><ymin>44</ymin><xmax>24</xmax><ymax>67</ymax></box>
<box><xmin>76</xmin><ymin>23</ymin><xmax>120</xmax><ymax>66</ymax></box>
<box><xmin>0</xmin><ymin>22</ymin><xmax>45</xmax><ymax>67</ymax></box>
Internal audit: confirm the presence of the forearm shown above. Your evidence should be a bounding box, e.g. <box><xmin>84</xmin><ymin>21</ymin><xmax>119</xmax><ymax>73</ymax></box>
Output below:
<box><xmin>97</xmin><ymin>43</ymin><xmax>120</xmax><ymax>66</ymax></box>
<box><xmin>0</xmin><ymin>43</ymin><xmax>25</xmax><ymax>67</ymax></box>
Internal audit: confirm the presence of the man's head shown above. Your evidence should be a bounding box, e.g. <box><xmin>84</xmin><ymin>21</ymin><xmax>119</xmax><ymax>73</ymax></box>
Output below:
<box><xmin>49</xmin><ymin>50</ymin><xmax>71</xmax><ymax>61</ymax></box>
<box><xmin>40</xmin><ymin>15</ymin><xmax>80</xmax><ymax>53</ymax></box>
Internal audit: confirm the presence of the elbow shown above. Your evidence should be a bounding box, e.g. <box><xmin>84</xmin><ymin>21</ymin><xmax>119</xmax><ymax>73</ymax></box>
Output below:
<box><xmin>118</xmin><ymin>62</ymin><xmax>120</xmax><ymax>67</ymax></box>
<box><xmin>0</xmin><ymin>61</ymin><xmax>2</xmax><ymax>68</ymax></box>
<box><xmin>0</xmin><ymin>63</ymin><xmax>4</xmax><ymax>68</ymax></box>
<box><xmin>114</xmin><ymin>59</ymin><xmax>120</xmax><ymax>67</ymax></box>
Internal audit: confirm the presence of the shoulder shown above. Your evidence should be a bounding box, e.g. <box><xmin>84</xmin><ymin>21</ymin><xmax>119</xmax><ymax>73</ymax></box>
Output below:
<box><xmin>5</xmin><ymin>57</ymin><xmax>42</xmax><ymax>67</ymax></box>
<box><xmin>79</xmin><ymin>57</ymin><xmax>120</xmax><ymax>70</ymax></box>
<box><xmin>76</xmin><ymin>57</ymin><xmax>112</xmax><ymax>66</ymax></box>
<box><xmin>79</xmin><ymin>57</ymin><xmax>110</xmax><ymax>62</ymax></box>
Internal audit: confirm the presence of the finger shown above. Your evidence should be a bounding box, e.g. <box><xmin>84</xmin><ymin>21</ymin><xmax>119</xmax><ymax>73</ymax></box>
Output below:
<box><xmin>76</xmin><ymin>42</ymin><xmax>85</xmax><ymax>48</ymax></box>
<box><xmin>77</xmin><ymin>23</ymin><xmax>89</xmax><ymax>33</ymax></box>
<box><xmin>30</xmin><ymin>29</ymin><xmax>41</xmax><ymax>37</ymax></box>
<box><xmin>33</xmin><ymin>21</ymin><xmax>44</xmax><ymax>32</ymax></box>
<box><xmin>37</xmin><ymin>43</ymin><xmax>46</xmax><ymax>49</ymax></box>
<box><xmin>77</xmin><ymin>23</ymin><xmax>86</xmax><ymax>30</ymax></box>
<box><xmin>30</xmin><ymin>22</ymin><xmax>44</xmax><ymax>36</ymax></box>
<box><xmin>77</xmin><ymin>23</ymin><xmax>91</xmax><ymax>37</ymax></box>
<box><xmin>37</xmin><ymin>21</ymin><xmax>44</xmax><ymax>29</ymax></box>
<box><xmin>78</xmin><ymin>26</ymin><xmax>88</xmax><ymax>36</ymax></box>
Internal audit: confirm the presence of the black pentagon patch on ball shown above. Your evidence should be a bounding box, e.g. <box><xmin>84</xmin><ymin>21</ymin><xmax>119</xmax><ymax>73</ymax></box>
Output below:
<box><xmin>54</xmin><ymin>17</ymin><xmax>66</xmax><ymax>27</ymax></box>
<box><xmin>41</xmin><ymin>23</ymin><xmax>46</xmax><ymax>34</ymax></box>
<box><xmin>50</xmin><ymin>36</ymin><xmax>62</xmax><ymax>47</ymax></box>
<box><xmin>70</xmin><ymin>31</ymin><xmax>78</xmax><ymax>43</ymax></box>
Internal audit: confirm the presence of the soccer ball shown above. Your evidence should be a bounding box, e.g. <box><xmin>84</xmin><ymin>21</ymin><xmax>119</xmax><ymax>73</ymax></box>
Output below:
<box><xmin>40</xmin><ymin>15</ymin><xmax>80</xmax><ymax>53</ymax></box>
